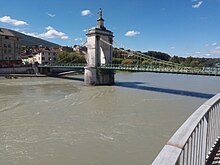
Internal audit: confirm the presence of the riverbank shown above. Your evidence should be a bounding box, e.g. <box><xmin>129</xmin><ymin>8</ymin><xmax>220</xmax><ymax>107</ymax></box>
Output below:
<box><xmin>0</xmin><ymin>74</ymin><xmax>47</xmax><ymax>79</ymax></box>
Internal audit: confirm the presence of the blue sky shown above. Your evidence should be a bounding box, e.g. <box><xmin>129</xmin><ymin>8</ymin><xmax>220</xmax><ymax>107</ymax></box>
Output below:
<box><xmin>0</xmin><ymin>0</ymin><xmax>220</xmax><ymax>58</ymax></box>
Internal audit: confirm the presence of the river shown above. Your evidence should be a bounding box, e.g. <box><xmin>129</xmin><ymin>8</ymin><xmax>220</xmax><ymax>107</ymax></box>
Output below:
<box><xmin>0</xmin><ymin>72</ymin><xmax>219</xmax><ymax>165</ymax></box>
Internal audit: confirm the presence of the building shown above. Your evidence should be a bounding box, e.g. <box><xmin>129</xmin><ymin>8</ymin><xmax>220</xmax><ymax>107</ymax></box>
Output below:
<box><xmin>73</xmin><ymin>45</ymin><xmax>87</xmax><ymax>54</ymax></box>
<box><xmin>53</xmin><ymin>46</ymin><xmax>74</xmax><ymax>53</ymax></box>
<box><xmin>30</xmin><ymin>48</ymin><xmax>58</xmax><ymax>65</ymax></box>
<box><xmin>0</xmin><ymin>28</ymin><xmax>21</xmax><ymax>65</ymax></box>
<box><xmin>215</xmin><ymin>63</ymin><xmax>220</xmax><ymax>67</ymax></box>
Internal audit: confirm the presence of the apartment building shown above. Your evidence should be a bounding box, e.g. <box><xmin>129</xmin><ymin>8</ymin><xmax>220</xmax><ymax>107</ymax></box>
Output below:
<box><xmin>30</xmin><ymin>49</ymin><xmax>58</xmax><ymax>65</ymax></box>
<box><xmin>0</xmin><ymin>28</ymin><xmax>21</xmax><ymax>65</ymax></box>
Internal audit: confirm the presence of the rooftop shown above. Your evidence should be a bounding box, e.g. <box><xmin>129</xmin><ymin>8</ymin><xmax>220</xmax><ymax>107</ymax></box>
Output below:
<box><xmin>0</xmin><ymin>28</ymin><xmax>16</xmax><ymax>37</ymax></box>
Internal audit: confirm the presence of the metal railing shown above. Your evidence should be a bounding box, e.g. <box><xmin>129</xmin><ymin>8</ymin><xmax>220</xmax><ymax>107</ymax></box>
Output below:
<box><xmin>99</xmin><ymin>64</ymin><xmax>220</xmax><ymax>76</ymax></box>
<box><xmin>38</xmin><ymin>63</ymin><xmax>220</xmax><ymax>76</ymax></box>
<box><xmin>38</xmin><ymin>63</ymin><xmax>86</xmax><ymax>68</ymax></box>
<box><xmin>152</xmin><ymin>93</ymin><xmax>220</xmax><ymax>165</ymax></box>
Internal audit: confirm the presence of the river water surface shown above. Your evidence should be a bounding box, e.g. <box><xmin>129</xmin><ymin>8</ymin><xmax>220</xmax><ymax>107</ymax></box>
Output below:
<box><xmin>0</xmin><ymin>72</ymin><xmax>219</xmax><ymax>165</ymax></box>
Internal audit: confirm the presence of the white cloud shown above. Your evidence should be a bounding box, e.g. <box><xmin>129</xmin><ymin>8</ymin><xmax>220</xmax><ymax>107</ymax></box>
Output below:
<box><xmin>212</xmin><ymin>43</ymin><xmax>217</xmax><ymax>46</ymax></box>
<box><xmin>47</xmin><ymin>13</ymin><xmax>55</xmax><ymax>17</ymax></box>
<box><xmin>82</xmin><ymin>29</ymin><xmax>89</xmax><ymax>32</ymax></box>
<box><xmin>205</xmin><ymin>47</ymin><xmax>220</xmax><ymax>57</ymax></box>
<box><xmin>81</xmin><ymin>10</ymin><xmax>92</xmax><ymax>16</ymax></box>
<box><xmin>192</xmin><ymin>1</ymin><xmax>203</xmax><ymax>8</ymax></box>
<box><xmin>74</xmin><ymin>38</ymin><xmax>83</xmax><ymax>41</ymax></box>
<box><xmin>61</xmin><ymin>36</ymin><xmax>69</xmax><ymax>40</ymax></box>
<box><xmin>22</xmin><ymin>32</ymin><xmax>40</xmax><ymax>38</ymax></box>
<box><xmin>125</xmin><ymin>30</ymin><xmax>140</xmax><ymax>37</ymax></box>
<box><xmin>170</xmin><ymin>46</ymin><xmax>175</xmax><ymax>49</ymax></box>
<box><xmin>210</xmin><ymin>49</ymin><xmax>220</xmax><ymax>56</ymax></box>
<box><xmin>39</xmin><ymin>26</ymin><xmax>68</xmax><ymax>40</ymax></box>
<box><xmin>187</xmin><ymin>46</ymin><xmax>220</xmax><ymax>57</ymax></box>
<box><xmin>21</xmin><ymin>26</ymin><xmax>69</xmax><ymax>40</ymax></box>
<box><xmin>0</xmin><ymin>16</ymin><xmax>28</xmax><ymax>26</ymax></box>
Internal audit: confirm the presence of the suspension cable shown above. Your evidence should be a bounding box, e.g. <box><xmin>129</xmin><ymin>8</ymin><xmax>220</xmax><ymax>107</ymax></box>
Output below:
<box><xmin>100</xmin><ymin>38</ymin><xmax>182</xmax><ymax>67</ymax></box>
<box><xmin>113</xmin><ymin>40</ymin><xmax>183</xmax><ymax>67</ymax></box>
<box><xmin>100</xmin><ymin>38</ymin><xmax>114</xmax><ymax>47</ymax></box>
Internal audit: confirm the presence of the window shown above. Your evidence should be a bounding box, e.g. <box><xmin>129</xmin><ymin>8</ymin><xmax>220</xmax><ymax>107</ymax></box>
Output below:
<box><xmin>4</xmin><ymin>50</ymin><xmax>7</xmax><ymax>54</ymax></box>
<box><xmin>42</xmin><ymin>57</ymin><xmax>45</xmax><ymax>61</ymax></box>
<box><xmin>4</xmin><ymin>43</ymin><xmax>7</xmax><ymax>48</ymax></box>
<box><xmin>16</xmin><ymin>44</ymin><xmax>20</xmax><ymax>48</ymax></box>
<box><xmin>54</xmin><ymin>58</ymin><xmax>56</xmax><ymax>61</ymax></box>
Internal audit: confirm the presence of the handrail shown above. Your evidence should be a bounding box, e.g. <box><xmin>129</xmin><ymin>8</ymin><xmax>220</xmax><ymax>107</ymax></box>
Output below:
<box><xmin>152</xmin><ymin>93</ymin><xmax>220</xmax><ymax>165</ymax></box>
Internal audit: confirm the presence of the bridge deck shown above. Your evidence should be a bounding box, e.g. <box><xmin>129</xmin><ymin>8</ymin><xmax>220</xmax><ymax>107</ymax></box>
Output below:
<box><xmin>39</xmin><ymin>64</ymin><xmax>220</xmax><ymax>77</ymax></box>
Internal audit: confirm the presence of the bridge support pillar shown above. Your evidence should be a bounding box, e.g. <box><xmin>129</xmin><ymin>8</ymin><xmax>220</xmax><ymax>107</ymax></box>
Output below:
<box><xmin>84</xmin><ymin>67</ymin><xmax>114</xmax><ymax>85</ymax></box>
<box><xmin>84</xmin><ymin>8</ymin><xmax>114</xmax><ymax>86</ymax></box>
<box><xmin>38</xmin><ymin>67</ymin><xmax>50</xmax><ymax>75</ymax></box>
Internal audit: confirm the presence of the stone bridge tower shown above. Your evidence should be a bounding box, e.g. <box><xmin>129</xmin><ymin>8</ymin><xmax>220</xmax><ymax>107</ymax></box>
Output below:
<box><xmin>84</xmin><ymin>8</ymin><xmax>114</xmax><ymax>85</ymax></box>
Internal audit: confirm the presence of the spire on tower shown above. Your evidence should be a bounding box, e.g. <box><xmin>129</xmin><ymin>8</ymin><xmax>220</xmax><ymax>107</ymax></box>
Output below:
<box><xmin>97</xmin><ymin>8</ymin><xmax>106</xmax><ymax>30</ymax></box>
<box><xmin>99</xmin><ymin>8</ymin><xmax>103</xmax><ymax>19</ymax></box>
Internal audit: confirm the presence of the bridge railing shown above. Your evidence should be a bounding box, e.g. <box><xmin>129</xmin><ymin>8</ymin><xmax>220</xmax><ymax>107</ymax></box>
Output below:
<box><xmin>39</xmin><ymin>63</ymin><xmax>86</xmax><ymax>68</ymax></box>
<box><xmin>100</xmin><ymin>64</ymin><xmax>220</xmax><ymax>75</ymax></box>
<box><xmin>152</xmin><ymin>93</ymin><xmax>220</xmax><ymax>165</ymax></box>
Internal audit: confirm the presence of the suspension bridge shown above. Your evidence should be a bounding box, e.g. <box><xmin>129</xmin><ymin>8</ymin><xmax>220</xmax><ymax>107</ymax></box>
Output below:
<box><xmin>39</xmin><ymin>36</ymin><xmax>220</xmax><ymax>78</ymax></box>
<box><xmin>39</xmin><ymin>40</ymin><xmax>220</xmax><ymax>82</ymax></box>
<box><xmin>39</xmin><ymin>34</ymin><xmax>220</xmax><ymax>80</ymax></box>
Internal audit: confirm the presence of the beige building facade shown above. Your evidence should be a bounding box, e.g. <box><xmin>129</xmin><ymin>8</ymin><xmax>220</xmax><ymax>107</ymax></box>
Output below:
<box><xmin>30</xmin><ymin>50</ymin><xmax>58</xmax><ymax>65</ymax></box>
<box><xmin>0</xmin><ymin>28</ymin><xmax>20</xmax><ymax>64</ymax></box>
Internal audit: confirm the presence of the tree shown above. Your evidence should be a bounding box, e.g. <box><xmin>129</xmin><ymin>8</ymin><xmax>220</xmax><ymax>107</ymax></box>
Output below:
<box><xmin>143</xmin><ymin>51</ymin><xmax>171</xmax><ymax>61</ymax></box>
<box><xmin>57</xmin><ymin>51</ymin><xmax>86</xmax><ymax>64</ymax></box>
<box><xmin>121</xmin><ymin>59</ymin><xmax>136</xmax><ymax>64</ymax></box>
<box><xmin>170</xmin><ymin>56</ymin><xmax>180</xmax><ymax>64</ymax></box>
<box><xmin>184</xmin><ymin>56</ymin><xmax>193</xmax><ymax>66</ymax></box>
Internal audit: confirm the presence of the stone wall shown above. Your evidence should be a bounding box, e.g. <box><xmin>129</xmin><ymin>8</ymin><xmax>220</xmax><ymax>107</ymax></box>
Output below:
<box><xmin>0</xmin><ymin>66</ymin><xmax>35</xmax><ymax>74</ymax></box>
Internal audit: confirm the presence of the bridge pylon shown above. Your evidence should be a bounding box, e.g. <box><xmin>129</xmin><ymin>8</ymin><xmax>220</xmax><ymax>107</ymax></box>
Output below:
<box><xmin>84</xmin><ymin>8</ymin><xmax>114</xmax><ymax>85</ymax></box>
